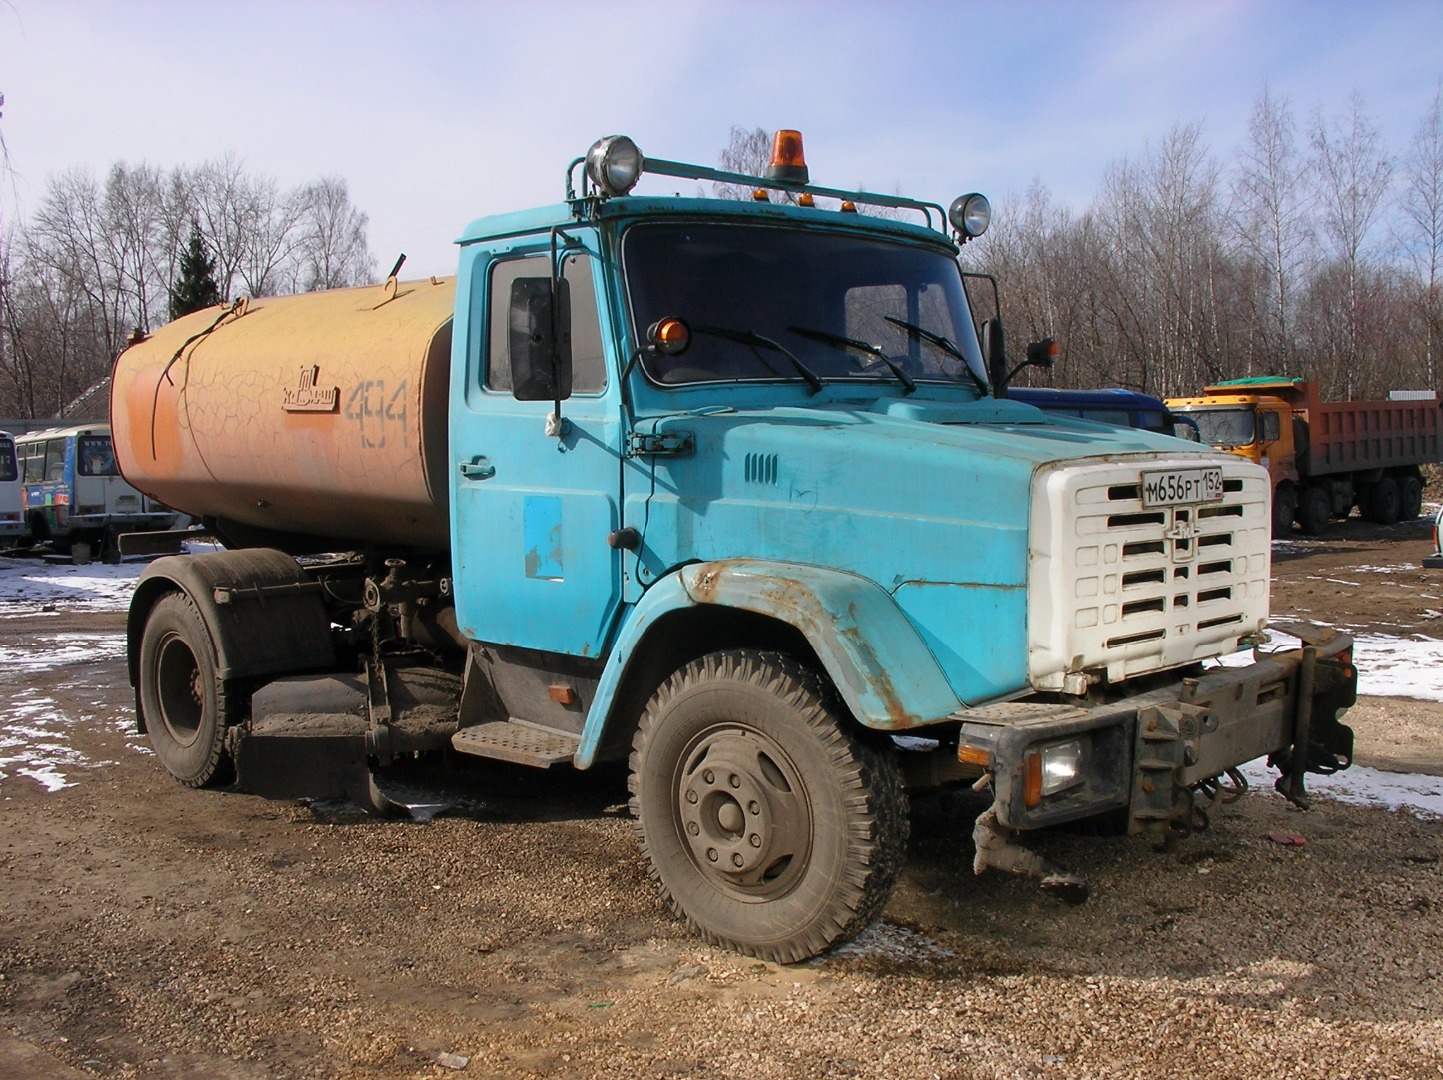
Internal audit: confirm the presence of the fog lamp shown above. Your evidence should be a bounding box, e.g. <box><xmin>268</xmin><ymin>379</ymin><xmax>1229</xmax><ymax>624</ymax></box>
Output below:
<box><xmin>585</xmin><ymin>135</ymin><xmax>644</xmax><ymax>197</ymax></box>
<box><xmin>949</xmin><ymin>192</ymin><xmax>991</xmax><ymax>238</ymax></box>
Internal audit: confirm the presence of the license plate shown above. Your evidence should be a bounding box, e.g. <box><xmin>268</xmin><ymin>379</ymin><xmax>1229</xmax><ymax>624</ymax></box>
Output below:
<box><xmin>1141</xmin><ymin>467</ymin><xmax>1224</xmax><ymax>507</ymax></box>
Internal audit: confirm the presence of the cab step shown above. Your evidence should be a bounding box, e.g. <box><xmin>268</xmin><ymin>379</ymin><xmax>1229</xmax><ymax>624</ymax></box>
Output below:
<box><xmin>451</xmin><ymin>721</ymin><xmax>579</xmax><ymax>768</ymax></box>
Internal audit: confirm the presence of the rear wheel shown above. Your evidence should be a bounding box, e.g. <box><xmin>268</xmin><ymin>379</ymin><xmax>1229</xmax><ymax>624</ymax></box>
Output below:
<box><xmin>138</xmin><ymin>592</ymin><xmax>235</xmax><ymax>787</ymax></box>
<box><xmin>1366</xmin><ymin>477</ymin><xmax>1401</xmax><ymax>525</ymax></box>
<box><xmin>1272</xmin><ymin>486</ymin><xmax>1296</xmax><ymax>537</ymax></box>
<box><xmin>1400</xmin><ymin>475</ymin><xmax>1424</xmax><ymax>522</ymax></box>
<box><xmin>629</xmin><ymin>650</ymin><xmax>908</xmax><ymax>963</ymax></box>
<box><xmin>1297</xmin><ymin>486</ymin><xmax>1330</xmax><ymax>536</ymax></box>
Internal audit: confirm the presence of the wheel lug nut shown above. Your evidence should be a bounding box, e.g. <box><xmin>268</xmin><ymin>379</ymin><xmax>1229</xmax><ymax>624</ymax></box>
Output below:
<box><xmin>687</xmin><ymin>822</ymin><xmax>699</xmax><ymax>836</ymax></box>
<box><xmin>731</xmin><ymin>853</ymin><xmax>744</xmax><ymax>867</ymax></box>
<box><xmin>749</xmin><ymin>801</ymin><xmax>760</xmax><ymax>815</ymax></box>
<box><xmin>706</xmin><ymin>848</ymin><xmax>718</xmax><ymax>862</ymax></box>
<box><xmin>728</xmin><ymin>773</ymin><xmax>741</xmax><ymax>789</ymax></box>
<box><xmin>702</xmin><ymin>769</ymin><xmax>714</xmax><ymax>785</ymax></box>
<box><xmin>749</xmin><ymin>834</ymin><xmax>761</xmax><ymax>848</ymax></box>
<box><xmin>685</xmin><ymin>789</ymin><xmax>698</xmax><ymax>804</ymax></box>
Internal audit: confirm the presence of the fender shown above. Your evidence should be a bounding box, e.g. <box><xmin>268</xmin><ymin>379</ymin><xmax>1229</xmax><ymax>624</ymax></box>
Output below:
<box><xmin>575</xmin><ymin>559</ymin><xmax>962</xmax><ymax>767</ymax></box>
<box><xmin>127</xmin><ymin>549</ymin><xmax>336</xmax><ymax>691</ymax></box>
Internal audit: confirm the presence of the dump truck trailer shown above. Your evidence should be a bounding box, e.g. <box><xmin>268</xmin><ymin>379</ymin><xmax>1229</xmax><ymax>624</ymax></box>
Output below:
<box><xmin>113</xmin><ymin>134</ymin><xmax>1357</xmax><ymax>962</ymax></box>
<box><xmin>1168</xmin><ymin>378</ymin><xmax>1442</xmax><ymax>535</ymax></box>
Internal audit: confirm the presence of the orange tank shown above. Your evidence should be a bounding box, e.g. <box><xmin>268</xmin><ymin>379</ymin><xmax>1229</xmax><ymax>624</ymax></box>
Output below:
<box><xmin>111</xmin><ymin>276</ymin><xmax>455</xmax><ymax>550</ymax></box>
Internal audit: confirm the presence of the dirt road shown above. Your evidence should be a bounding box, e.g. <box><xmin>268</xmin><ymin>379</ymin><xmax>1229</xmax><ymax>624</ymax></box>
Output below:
<box><xmin>1</xmin><ymin>513</ymin><xmax>1440</xmax><ymax>1079</ymax></box>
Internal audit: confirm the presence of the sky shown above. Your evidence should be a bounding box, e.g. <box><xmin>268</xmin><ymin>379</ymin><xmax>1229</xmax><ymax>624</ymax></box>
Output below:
<box><xmin>2</xmin><ymin>0</ymin><xmax>1443</xmax><ymax>280</ymax></box>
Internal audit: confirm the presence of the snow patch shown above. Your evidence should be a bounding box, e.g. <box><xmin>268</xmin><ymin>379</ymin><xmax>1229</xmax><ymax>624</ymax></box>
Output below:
<box><xmin>1215</xmin><ymin>630</ymin><xmax>1443</xmax><ymax>702</ymax></box>
<box><xmin>0</xmin><ymin>558</ymin><xmax>142</xmax><ymax>615</ymax></box>
<box><xmin>1240</xmin><ymin>760</ymin><xmax>1443</xmax><ymax>819</ymax></box>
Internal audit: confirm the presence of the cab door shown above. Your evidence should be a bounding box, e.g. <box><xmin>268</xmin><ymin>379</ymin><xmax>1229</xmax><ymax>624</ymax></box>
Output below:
<box><xmin>449</xmin><ymin>244</ymin><xmax>626</xmax><ymax>659</ymax></box>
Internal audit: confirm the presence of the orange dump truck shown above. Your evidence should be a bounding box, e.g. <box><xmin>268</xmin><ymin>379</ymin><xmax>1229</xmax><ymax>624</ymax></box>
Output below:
<box><xmin>1167</xmin><ymin>378</ymin><xmax>1442</xmax><ymax>535</ymax></box>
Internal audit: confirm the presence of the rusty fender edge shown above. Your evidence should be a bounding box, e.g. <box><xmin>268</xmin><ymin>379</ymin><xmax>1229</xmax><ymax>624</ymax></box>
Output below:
<box><xmin>957</xmin><ymin>622</ymin><xmax>1358</xmax><ymax>834</ymax></box>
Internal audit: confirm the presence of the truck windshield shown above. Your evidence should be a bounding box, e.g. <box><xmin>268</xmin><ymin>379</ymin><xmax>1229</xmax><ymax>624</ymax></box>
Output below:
<box><xmin>622</xmin><ymin>222</ymin><xmax>988</xmax><ymax>392</ymax></box>
<box><xmin>1186</xmin><ymin>407</ymin><xmax>1255</xmax><ymax>448</ymax></box>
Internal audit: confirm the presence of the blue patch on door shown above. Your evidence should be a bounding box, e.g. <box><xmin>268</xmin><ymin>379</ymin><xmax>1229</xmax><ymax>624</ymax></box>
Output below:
<box><xmin>523</xmin><ymin>496</ymin><xmax>563</xmax><ymax>580</ymax></box>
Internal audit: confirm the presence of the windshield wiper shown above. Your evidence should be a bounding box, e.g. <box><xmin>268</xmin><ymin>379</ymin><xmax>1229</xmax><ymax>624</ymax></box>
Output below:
<box><xmin>786</xmin><ymin>325</ymin><xmax>916</xmax><ymax>396</ymax></box>
<box><xmin>882</xmin><ymin>315</ymin><xmax>990</xmax><ymax>397</ymax></box>
<box><xmin>693</xmin><ymin>323</ymin><xmax>824</xmax><ymax>395</ymax></box>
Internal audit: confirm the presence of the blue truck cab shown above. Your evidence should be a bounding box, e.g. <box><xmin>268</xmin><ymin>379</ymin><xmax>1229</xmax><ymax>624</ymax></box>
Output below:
<box><xmin>121</xmin><ymin>134</ymin><xmax>1358</xmax><ymax>963</ymax></box>
<box><xmin>1006</xmin><ymin>386</ymin><xmax>1200</xmax><ymax>439</ymax></box>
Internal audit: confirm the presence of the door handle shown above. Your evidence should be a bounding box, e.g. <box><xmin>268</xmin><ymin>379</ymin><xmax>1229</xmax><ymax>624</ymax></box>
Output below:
<box><xmin>459</xmin><ymin>457</ymin><xmax>495</xmax><ymax>480</ymax></box>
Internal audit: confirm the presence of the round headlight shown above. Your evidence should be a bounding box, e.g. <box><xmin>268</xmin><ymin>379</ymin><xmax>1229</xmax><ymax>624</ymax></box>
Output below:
<box><xmin>585</xmin><ymin>135</ymin><xmax>644</xmax><ymax>197</ymax></box>
<box><xmin>949</xmin><ymin>192</ymin><xmax>991</xmax><ymax>238</ymax></box>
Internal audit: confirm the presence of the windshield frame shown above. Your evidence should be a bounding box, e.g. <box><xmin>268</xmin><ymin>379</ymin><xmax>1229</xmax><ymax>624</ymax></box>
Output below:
<box><xmin>618</xmin><ymin>218</ymin><xmax>988</xmax><ymax>394</ymax></box>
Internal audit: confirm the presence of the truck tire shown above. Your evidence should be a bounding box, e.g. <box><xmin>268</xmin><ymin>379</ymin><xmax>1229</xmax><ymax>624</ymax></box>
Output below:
<box><xmin>1272</xmin><ymin>486</ymin><xmax>1296</xmax><ymax>537</ymax></box>
<box><xmin>1297</xmin><ymin>486</ymin><xmax>1330</xmax><ymax>536</ymax></box>
<box><xmin>1400</xmin><ymin>476</ymin><xmax>1423</xmax><ymax>522</ymax></box>
<box><xmin>629</xmin><ymin>650</ymin><xmax>908</xmax><ymax>964</ymax></box>
<box><xmin>1366</xmin><ymin>478</ymin><xmax>1401</xmax><ymax>526</ymax></box>
<box><xmin>138</xmin><ymin>592</ymin><xmax>236</xmax><ymax>787</ymax></box>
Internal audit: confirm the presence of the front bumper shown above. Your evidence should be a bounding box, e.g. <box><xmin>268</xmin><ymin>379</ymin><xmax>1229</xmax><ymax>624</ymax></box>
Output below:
<box><xmin>957</xmin><ymin>622</ymin><xmax>1357</xmax><ymax>833</ymax></box>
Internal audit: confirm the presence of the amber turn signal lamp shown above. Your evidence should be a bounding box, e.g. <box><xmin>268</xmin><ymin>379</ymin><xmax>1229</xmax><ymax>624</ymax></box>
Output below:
<box><xmin>1023</xmin><ymin>751</ymin><xmax>1043</xmax><ymax>807</ymax></box>
<box><xmin>958</xmin><ymin>744</ymin><xmax>993</xmax><ymax>768</ymax></box>
<box><xmin>648</xmin><ymin>317</ymin><xmax>691</xmax><ymax>356</ymax></box>
<box><xmin>765</xmin><ymin>129</ymin><xmax>810</xmax><ymax>185</ymax></box>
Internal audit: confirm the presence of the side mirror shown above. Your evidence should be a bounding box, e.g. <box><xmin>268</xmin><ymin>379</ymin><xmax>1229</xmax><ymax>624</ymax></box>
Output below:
<box><xmin>981</xmin><ymin>318</ymin><xmax>1007</xmax><ymax>397</ymax></box>
<box><xmin>508</xmin><ymin>277</ymin><xmax>572</xmax><ymax>402</ymax></box>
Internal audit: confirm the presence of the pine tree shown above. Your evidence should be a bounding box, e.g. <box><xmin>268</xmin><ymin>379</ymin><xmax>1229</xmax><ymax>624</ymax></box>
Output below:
<box><xmin>170</xmin><ymin>224</ymin><xmax>221</xmax><ymax>319</ymax></box>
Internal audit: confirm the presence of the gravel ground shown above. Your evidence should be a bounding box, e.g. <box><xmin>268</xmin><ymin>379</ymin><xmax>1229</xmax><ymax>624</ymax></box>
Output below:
<box><xmin>1</xmin><ymin>514</ymin><xmax>1441</xmax><ymax>1079</ymax></box>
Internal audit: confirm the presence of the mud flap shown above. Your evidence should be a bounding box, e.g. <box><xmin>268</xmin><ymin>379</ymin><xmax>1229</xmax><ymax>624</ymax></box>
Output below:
<box><xmin>233</xmin><ymin>723</ymin><xmax>409</xmax><ymax>818</ymax></box>
<box><xmin>233</xmin><ymin>674</ymin><xmax>413</xmax><ymax>818</ymax></box>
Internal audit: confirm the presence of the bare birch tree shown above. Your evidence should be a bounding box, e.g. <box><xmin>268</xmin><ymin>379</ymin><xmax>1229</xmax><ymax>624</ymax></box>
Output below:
<box><xmin>1305</xmin><ymin>92</ymin><xmax>1393</xmax><ymax>396</ymax></box>
<box><xmin>1231</xmin><ymin>88</ymin><xmax>1313</xmax><ymax>375</ymax></box>
<box><xmin>1399</xmin><ymin>83</ymin><xmax>1443</xmax><ymax>387</ymax></box>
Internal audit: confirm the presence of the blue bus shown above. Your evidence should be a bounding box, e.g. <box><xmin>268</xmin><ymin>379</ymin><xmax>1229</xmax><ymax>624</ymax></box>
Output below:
<box><xmin>0</xmin><ymin>431</ymin><xmax>21</xmax><ymax>544</ymax></box>
<box><xmin>15</xmin><ymin>424</ymin><xmax>175</xmax><ymax>552</ymax></box>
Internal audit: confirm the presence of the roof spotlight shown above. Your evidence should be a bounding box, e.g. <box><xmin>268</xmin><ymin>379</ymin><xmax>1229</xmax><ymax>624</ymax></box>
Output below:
<box><xmin>949</xmin><ymin>192</ymin><xmax>991</xmax><ymax>239</ymax></box>
<box><xmin>586</xmin><ymin>135</ymin><xmax>644</xmax><ymax>197</ymax></box>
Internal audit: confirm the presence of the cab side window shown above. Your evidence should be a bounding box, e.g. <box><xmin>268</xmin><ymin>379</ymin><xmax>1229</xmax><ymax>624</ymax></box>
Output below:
<box><xmin>1260</xmin><ymin>411</ymin><xmax>1281</xmax><ymax>442</ymax></box>
<box><xmin>484</xmin><ymin>253</ymin><xmax>606</xmax><ymax>395</ymax></box>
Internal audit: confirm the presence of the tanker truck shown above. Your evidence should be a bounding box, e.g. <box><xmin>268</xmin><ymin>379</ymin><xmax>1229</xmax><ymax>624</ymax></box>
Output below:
<box><xmin>112</xmin><ymin>133</ymin><xmax>1358</xmax><ymax>963</ymax></box>
<box><xmin>1167</xmin><ymin>378</ymin><xmax>1443</xmax><ymax>535</ymax></box>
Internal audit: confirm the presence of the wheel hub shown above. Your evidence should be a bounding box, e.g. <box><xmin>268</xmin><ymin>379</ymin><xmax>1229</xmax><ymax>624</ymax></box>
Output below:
<box><xmin>678</xmin><ymin>729</ymin><xmax>810</xmax><ymax>893</ymax></box>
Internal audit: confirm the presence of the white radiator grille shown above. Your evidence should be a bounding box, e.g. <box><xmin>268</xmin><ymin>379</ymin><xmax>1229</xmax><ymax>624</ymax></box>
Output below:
<box><xmin>1028</xmin><ymin>454</ymin><xmax>1271</xmax><ymax>690</ymax></box>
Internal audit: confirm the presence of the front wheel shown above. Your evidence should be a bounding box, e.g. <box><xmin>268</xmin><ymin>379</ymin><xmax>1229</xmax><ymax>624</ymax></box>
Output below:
<box><xmin>138</xmin><ymin>592</ymin><xmax>235</xmax><ymax>787</ymax></box>
<box><xmin>629</xmin><ymin>650</ymin><xmax>908</xmax><ymax>963</ymax></box>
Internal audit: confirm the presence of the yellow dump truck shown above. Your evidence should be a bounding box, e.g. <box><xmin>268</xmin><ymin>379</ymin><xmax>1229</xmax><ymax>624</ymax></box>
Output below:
<box><xmin>1168</xmin><ymin>378</ymin><xmax>1442</xmax><ymax>535</ymax></box>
